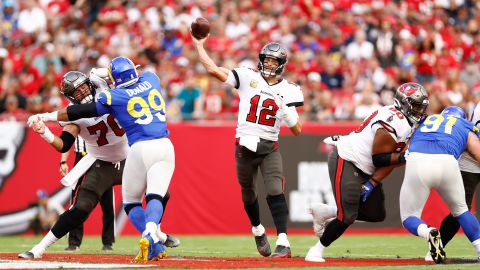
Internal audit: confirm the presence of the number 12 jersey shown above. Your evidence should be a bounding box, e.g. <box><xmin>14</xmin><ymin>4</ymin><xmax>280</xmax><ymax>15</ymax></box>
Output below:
<box><xmin>225</xmin><ymin>67</ymin><xmax>304</xmax><ymax>141</ymax></box>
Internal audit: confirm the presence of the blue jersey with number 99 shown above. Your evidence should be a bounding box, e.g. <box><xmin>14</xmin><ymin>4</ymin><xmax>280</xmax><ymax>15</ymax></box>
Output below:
<box><xmin>408</xmin><ymin>114</ymin><xmax>477</xmax><ymax>159</ymax></box>
<box><xmin>96</xmin><ymin>71</ymin><xmax>168</xmax><ymax>146</ymax></box>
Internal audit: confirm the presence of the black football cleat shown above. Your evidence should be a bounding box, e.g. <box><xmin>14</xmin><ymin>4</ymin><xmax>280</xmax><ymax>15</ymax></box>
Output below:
<box><xmin>271</xmin><ymin>245</ymin><xmax>291</xmax><ymax>258</ymax></box>
<box><xmin>254</xmin><ymin>233</ymin><xmax>271</xmax><ymax>257</ymax></box>
<box><xmin>428</xmin><ymin>229</ymin><xmax>446</xmax><ymax>264</ymax></box>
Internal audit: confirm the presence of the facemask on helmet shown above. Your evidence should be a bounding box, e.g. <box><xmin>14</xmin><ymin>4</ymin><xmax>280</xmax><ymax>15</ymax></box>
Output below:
<box><xmin>108</xmin><ymin>56</ymin><xmax>139</xmax><ymax>88</ymax></box>
<box><xmin>257</xmin><ymin>42</ymin><xmax>288</xmax><ymax>78</ymax></box>
<box><xmin>394</xmin><ymin>82</ymin><xmax>429</xmax><ymax>125</ymax></box>
<box><xmin>441</xmin><ymin>106</ymin><xmax>466</xmax><ymax>119</ymax></box>
<box><xmin>60</xmin><ymin>71</ymin><xmax>94</xmax><ymax>104</ymax></box>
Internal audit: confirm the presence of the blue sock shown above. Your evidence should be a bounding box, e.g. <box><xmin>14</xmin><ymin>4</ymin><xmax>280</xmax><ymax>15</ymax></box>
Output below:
<box><xmin>124</xmin><ymin>203</ymin><xmax>146</xmax><ymax>233</ymax></box>
<box><xmin>456</xmin><ymin>211</ymin><xmax>480</xmax><ymax>242</ymax></box>
<box><xmin>403</xmin><ymin>216</ymin><xmax>425</xmax><ymax>236</ymax></box>
<box><xmin>145</xmin><ymin>194</ymin><xmax>164</xmax><ymax>224</ymax></box>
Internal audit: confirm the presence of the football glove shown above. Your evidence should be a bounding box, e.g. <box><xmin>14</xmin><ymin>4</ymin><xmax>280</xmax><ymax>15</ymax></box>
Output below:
<box><xmin>360</xmin><ymin>180</ymin><xmax>375</xmax><ymax>202</ymax></box>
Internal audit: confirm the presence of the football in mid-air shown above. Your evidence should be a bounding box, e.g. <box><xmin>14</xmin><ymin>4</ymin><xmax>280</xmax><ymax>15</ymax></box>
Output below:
<box><xmin>191</xmin><ymin>17</ymin><xmax>210</xmax><ymax>39</ymax></box>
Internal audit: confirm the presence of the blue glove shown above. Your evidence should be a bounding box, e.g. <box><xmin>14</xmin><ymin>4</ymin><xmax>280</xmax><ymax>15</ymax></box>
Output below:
<box><xmin>360</xmin><ymin>180</ymin><xmax>375</xmax><ymax>202</ymax></box>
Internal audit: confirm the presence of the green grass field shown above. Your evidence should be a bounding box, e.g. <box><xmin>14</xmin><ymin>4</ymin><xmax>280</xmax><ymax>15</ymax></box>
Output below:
<box><xmin>1</xmin><ymin>234</ymin><xmax>478</xmax><ymax>269</ymax></box>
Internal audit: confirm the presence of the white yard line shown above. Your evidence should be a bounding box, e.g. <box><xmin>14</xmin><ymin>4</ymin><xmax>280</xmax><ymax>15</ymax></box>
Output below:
<box><xmin>0</xmin><ymin>260</ymin><xmax>153</xmax><ymax>269</ymax></box>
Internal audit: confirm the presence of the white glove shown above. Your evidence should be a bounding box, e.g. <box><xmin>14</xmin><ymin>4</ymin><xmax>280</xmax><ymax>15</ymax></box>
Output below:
<box><xmin>90</xmin><ymin>67</ymin><xmax>109</xmax><ymax>79</ymax></box>
<box><xmin>89</xmin><ymin>69</ymin><xmax>109</xmax><ymax>90</ymax></box>
<box><xmin>27</xmin><ymin>112</ymin><xmax>58</xmax><ymax>127</ymax></box>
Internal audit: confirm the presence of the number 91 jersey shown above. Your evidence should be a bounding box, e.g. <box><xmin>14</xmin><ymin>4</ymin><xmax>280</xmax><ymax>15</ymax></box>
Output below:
<box><xmin>96</xmin><ymin>71</ymin><xmax>169</xmax><ymax>146</ymax></box>
<box><xmin>409</xmin><ymin>113</ymin><xmax>476</xmax><ymax>159</ymax></box>
<box><xmin>337</xmin><ymin>105</ymin><xmax>413</xmax><ymax>175</ymax></box>
<box><xmin>226</xmin><ymin>67</ymin><xmax>304</xmax><ymax>141</ymax></box>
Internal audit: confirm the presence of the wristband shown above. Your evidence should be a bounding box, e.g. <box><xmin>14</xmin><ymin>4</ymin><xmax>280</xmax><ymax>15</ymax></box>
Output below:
<box><xmin>40</xmin><ymin>112</ymin><xmax>58</xmax><ymax>122</ymax></box>
<box><xmin>40</xmin><ymin>126</ymin><xmax>55</xmax><ymax>144</ymax></box>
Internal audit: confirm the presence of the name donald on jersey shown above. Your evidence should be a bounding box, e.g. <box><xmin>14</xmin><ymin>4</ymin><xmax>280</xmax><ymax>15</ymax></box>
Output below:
<box><xmin>126</xmin><ymin>81</ymin><xmax>153</xmax><ymax>97</ymax></box>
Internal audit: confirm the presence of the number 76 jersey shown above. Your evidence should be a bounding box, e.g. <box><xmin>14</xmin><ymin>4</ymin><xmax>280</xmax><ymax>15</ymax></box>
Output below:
<box><xmin>337</xmin><ymin>105</ymin><xmax>413</xmax><ymax>175</ymax></box>
<box><xmin>226</xmin><ymin>67</ymin><xmax>304</xmax><ymax>141</ymax></box>
<box><xmin>96</xmin><ymin>71</ymin><xmax>169</xmax><ymax>146</ymax></box>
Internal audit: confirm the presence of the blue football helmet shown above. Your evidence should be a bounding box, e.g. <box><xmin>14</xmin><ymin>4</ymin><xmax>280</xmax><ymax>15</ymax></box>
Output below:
<box><xmin>108</xmin><ymin>56</ymin><xmax>139</xmax><ymax>88</ymax></box>
<box><xmin>441</xmin><ymin>106</ymin><xmax>466</xmax><ymax>119</ymax></box>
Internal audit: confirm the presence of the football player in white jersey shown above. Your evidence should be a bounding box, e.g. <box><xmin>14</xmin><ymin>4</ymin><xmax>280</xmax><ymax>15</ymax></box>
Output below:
<box><xmin>192</xmin><ymin>33</ymin><xmax>303</xmax><ymax>258</ymax></box>
<box><xmin>19</xmin><ymin>70</ymin><xmax>178</xmax><ymax>259</ymax></box>
<box><xmin>422</xmin><ymin>102</ymin><xmax>480</xmax><ymax>261</ymax></box>
<box><xmin>305</xmin><ymin>83</ymin><xmax>429</xmax><ymax>262</ymax></box>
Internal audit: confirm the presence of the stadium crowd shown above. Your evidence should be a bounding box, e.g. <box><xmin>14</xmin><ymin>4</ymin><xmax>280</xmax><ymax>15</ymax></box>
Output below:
<box><xmin>1</xmin><ymin>0</ymin><xmax>480</xmax><ymax>122</ymax></box>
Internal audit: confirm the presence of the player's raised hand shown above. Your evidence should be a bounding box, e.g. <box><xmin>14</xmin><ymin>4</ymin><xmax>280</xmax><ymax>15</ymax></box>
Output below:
<box><xmin>190</xmin><ymin>29</ymin><xmax>209</xmax><ymax>46</ymax></box>
<box><xmin>27</xmin><ymin>114</ymin><xmax>38</xmax><ymax>127</ymax></box>
<box><xmin>31</xmin><ymin>119</ymin><xmax>46</xmax><ymax>134</ymax></box>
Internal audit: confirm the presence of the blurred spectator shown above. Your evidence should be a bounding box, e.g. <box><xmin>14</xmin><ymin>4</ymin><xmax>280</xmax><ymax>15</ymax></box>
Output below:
<box><xmin>17</xmin><ymin>0</ymin><xmax>46</xmax><ymax>34</ymax></box>
<box><xmin>177</xmin><ymin>78</ymin><xmax>201</xmax><ymax>121</ymax></box>
<box><xmin>1</xmin><ymin>0</ymin><xmax>480</xmax><ymax>122</ymax></box>
<box><xmin>29</xmin><ymin>189</ymin><xmax>64</xmax><ymax>235</ymax></box>
<box><xmin>345</xmin><ymin>29</ymin><xmax>374</xmax><ymax>61</ymax></box>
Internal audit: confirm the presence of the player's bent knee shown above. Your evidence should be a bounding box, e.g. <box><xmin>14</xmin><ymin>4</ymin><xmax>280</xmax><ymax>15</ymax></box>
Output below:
<box><xmin>451</xmin><ymin>205</ymin><xmax>469</xmax><ymax>217</ymax></box>
<box><xmin>75</xmin><ymin>189</ymin><xmax>100</xmax><ymax>213</ymax></box>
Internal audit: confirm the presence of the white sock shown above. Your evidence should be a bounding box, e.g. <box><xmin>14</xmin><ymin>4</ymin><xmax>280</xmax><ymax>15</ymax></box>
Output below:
<box><xmin>276</xmin><ymin>233</ymin><xmax>290</xmax><ymax>247</ymax></box>
<box><xmin>252</xmin><ymin>224</ymin><xmax>266</xmax><ymax>236</ymax></box>
<box><xmin>314</xmin><ymin>240</ymin><xmax>325</xmax><ymax>250</ymax></box>
<box><xmin>31</xmin><ymin>231</ymin><xmax>58</xmax><ymax>257</ymax></box>
<box><xmin>144</xmin><ymin>222</ymin><xmax>160</xmax><ymax>243</ymax></box>
<box><xmin>326</xmin><ymin>205</ymin><xmax>337</xmax><ymax>218</ymax></box>
<box><xmin>417</xmin><ymin>224</ymin><xmax>433</xmax><ymax>240</ymax></box>
<box><xmin>472</xmin><ymin>238</ymin><xmax>480</xmax><ymax>256</ymax></box>
<box><xmin>156</xmin><ymin>226</ymin><xmax>168</xmax><ymax>244</ymax></box>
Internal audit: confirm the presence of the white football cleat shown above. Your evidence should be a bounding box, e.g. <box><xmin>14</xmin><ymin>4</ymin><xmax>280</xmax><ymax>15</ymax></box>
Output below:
<box><xmin>310</xmin><ymin>203</ymin><xmax>336</xmax><ymax>237</ymax></box>
<box><xmin>305</xmin><ymin>240</ymin><xmax>326</xmax><ymax>262</ymax></box>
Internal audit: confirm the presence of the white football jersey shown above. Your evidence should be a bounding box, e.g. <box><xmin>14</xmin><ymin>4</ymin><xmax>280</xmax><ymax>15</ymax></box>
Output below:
<box><xmin>336</xmin><ymin>105</ymin><xmax>413</xmax><ymax>175</ymax></box>
<box><xmin>459</xmin><ymin>102</ymin><xmax>480</xmax><ymax>173</ymax></box>
<box><xmin>225</xmin><ymin>67</ymin><xmax>303</xmax><ymax>141</ymax></box>
<box><xmin>60</xmin><ymin>112</ymin><xmax>128</xmax><ymax>163</ymax></box>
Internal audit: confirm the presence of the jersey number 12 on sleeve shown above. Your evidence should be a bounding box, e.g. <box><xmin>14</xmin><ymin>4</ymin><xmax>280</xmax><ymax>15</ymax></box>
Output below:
<box><xmin>246</xmin><ymin>95</ymin><xmax>279</xmax><ymax>127</ymax></box>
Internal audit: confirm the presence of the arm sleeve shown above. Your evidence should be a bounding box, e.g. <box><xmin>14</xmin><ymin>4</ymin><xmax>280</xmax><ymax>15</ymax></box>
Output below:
<box><xmin>285</xmin><ymin>85</ymin><xmax>304</xmax><ymax>107</ymax></box>
<box><xmin>66</xmin><ymin>102</ymin><xmax>99</xmax><ymax>121</ymax></box>
<box><xmin>225</xmin><ymin>69</ymin><xmax>240</xmax><ymax>89</ymax></box>
<box><xmin>59</xmin><ymin>131</ymin><xmax>76</xmax><ymax>153</ymax></box>
<box><xmin>96</xmin><ymin>90</ymin><xmax>113</xmax><ymax>115</ymax></box>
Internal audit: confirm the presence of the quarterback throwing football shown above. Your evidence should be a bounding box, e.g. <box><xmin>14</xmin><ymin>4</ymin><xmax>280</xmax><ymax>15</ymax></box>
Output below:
<box><xmin>192</xmin><ymin>32</ymin><xmax>303</xmax><ymax>258</ymax></box>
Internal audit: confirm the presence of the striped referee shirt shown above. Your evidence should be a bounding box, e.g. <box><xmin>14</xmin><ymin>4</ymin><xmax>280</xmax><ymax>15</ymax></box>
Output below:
<box><xmin>74</xmin><ymin>136</ymin><xmax>87</xmax><ymax>153</ymax></box>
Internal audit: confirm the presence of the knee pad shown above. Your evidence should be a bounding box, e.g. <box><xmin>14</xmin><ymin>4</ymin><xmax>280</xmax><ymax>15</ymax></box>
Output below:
<box><xmin>75</xmin><ymin>189</ymin><xmax>100</xmax><ymax>213</ymax></box>
<box><xmin>265</xmin><ymin>178</ymin><xmax>284</xmax><ymax>197</ymax></box>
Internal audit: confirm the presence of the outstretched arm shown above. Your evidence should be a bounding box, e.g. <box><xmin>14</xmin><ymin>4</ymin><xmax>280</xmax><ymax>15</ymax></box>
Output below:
<box><xmin>191</xmin><ymin>33</ymin><xmax>229</xmax><ymax>82</ymax></box>
<box><xmin>31</xmin><ymin>121</ymin><xmax>80</xmax><ymax>153</ymax></box>
<box><xmin>28</xmin><ymin>102</ymin><xmax>101</xmax><ymax>124</ymax></box>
